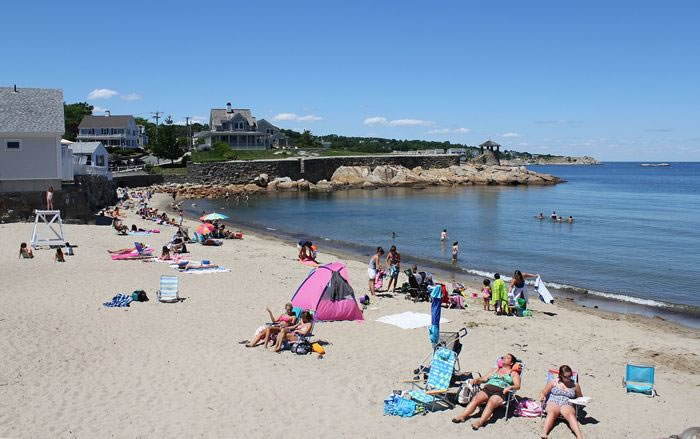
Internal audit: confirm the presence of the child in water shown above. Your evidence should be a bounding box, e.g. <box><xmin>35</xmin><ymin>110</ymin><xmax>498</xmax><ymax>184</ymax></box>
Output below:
<box><xmin>452</xmin><ymin>241</ymin><xmax>459</xmax><ymax>262</ymax></box>
<box><xmin>482</xmin><ymin>279</ymin><xmax>492</xmax><ymax>311</ymax></box>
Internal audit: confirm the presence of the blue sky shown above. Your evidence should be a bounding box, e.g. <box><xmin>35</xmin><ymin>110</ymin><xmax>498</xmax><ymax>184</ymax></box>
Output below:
<box><xmin>2</xmin><ymin>0</ymin><xmax>699</xmax><ymax>161</ymax></box>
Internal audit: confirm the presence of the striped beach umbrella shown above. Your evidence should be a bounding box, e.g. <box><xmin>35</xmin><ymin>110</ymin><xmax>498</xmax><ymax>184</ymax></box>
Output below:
<box><xmin>200</xmin><ymin>212</ymin><xmax>229</xmax><ymax>221</ymax></box>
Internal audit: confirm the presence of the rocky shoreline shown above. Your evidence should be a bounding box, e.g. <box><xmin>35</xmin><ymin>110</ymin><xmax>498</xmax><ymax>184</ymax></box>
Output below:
<box><xmin>502</xmin><ymin>155</ymin><xmax>600</xmax><ymax>166</ymax></box>
<box><xmin>141</xmin><ymin>163</ymin><xmax>563</xmax><ymax>199</ymax></box>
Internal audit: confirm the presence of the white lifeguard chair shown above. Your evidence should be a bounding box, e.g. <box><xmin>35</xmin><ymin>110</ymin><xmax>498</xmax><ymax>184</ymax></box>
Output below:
<box><xmin>30</xmin><ymin>210</ymin><xmax>66</xmax><ymax>249</ymax></box>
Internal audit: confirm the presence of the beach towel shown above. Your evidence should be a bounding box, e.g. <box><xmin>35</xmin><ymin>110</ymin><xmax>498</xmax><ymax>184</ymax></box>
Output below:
<box><xmin>534</xmin><ymin>275</ymin><xmax>554</xmax><ymax>304</ymax></box>
<box><xmin>384</xmin><ymin>394</ymin><xmax>423</xmax><ymax>417</ymax></box>
<box><xmin>110</xmin><ymin>248</ymin><xmax>155</xmax><ymax>260</ymax></box>
<box><xmin>178</xmin><ymin>267</ymin><xmax>230</xmax><ymax>274</ymax></box>
<box><xmin>103</xmin><ymin>293</ymin><xmax>133</xmax><ymax>307</ymax></box>
<box><xmin>376</xmin><ymin>312</ymin><xmax>449</xmax><ymax>329</ymax></box>
<box><xmin>128</xmin><ymin>230</ymin><xmax>159</xmax><ymax>236</ymax></box>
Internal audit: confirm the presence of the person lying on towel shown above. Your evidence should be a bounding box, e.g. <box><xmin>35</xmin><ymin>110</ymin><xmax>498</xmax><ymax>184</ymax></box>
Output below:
<box><xmin>177</xmin><ymin>261</ymin><xmax>218</xmax><ymax>271</ymax></box>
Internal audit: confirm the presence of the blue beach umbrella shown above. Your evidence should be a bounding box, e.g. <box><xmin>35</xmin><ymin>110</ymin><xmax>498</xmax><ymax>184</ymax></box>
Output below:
<box><xmin>200</xmin><ymin>212</ymin><xmax>229</xmax><ymax>221</ymax></box>
<box><xmin>429</xmin><ymin>284</ymin><xmax>443</xmax><ymax>345</ymax></box>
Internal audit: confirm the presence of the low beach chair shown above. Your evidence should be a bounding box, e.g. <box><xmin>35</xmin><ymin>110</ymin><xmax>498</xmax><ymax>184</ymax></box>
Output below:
<box><xmin>157</xmin><ymin>275</ymin><xmax>180</xmax><ymax>303</ymax></box>
<box><xmin>405</xmin><ymin>347</ymin><xmax>457</xmax><ymax>412</ymax></box>
<box><xmin>501</xmin><ymin>359</ymin><xmax>525</xmax><ymax>421</ymax></box>
<box><xmin>623</xmin><ymin>364</ymin><xmax>656</xmax><ymax>397</ymax></box>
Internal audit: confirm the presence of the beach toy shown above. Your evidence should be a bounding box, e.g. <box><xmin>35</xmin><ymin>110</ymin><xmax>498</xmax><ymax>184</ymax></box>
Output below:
<box><xmin>312</xmin><ymin>342</ymin><xmax>325</xmax><ymax>355</ymax></box>
<box><xmin>202</xmin><ymin>260</ymin><xmax>210</xmax><ymax>265</ymax></box>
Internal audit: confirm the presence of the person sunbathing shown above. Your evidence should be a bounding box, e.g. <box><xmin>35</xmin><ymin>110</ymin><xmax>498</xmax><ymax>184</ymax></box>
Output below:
<box><xmin>177</xmin><ymin>261</ymin><xmax>218</xmax><ymax>271</ymax></box>
<box><xmin>539</xmin><ymin>365</ymin><xmax>584</xmax><ymax>439</ymax></box>
<box><xmin>201</xmin><ymin>235</ymin><xmax>222</xmax><ymax>246</ymax></box>
<box><xmin>452</xmin><ymin>353</ymin><xmax>522</xmax><ymax>430</ymax></box>
<box><xmin>131</xmin><ymin>224</ymin><xmax>146</xmax><ymax>232</ymax></box>
<box><xmin>269</xmin><ymin>311</ymin><xmax>313</xmax><ymax>352</ymax></box>
<box><xmin>160</xmin><ymin>246</ymin><xmax>171</xmax><ymax>261</ymax></box>
<box><xmin>107</xmin><ymin>243</ymin><xmax>146</xmax><ymax>254</ymax></box>
<box><xmin>19</xmin><ymin>242</ymin><xmax>34</xmax><ymax>259</ymax></box>
<box><xmin>245</xmin><ymin>303</ymin><xmax>298</xmax><ymax>348</ymax></box>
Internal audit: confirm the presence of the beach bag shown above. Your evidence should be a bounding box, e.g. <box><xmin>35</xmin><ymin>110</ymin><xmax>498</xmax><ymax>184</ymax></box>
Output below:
<box><xmin>514</xmin><ymin>399</ymin><xmax>543</xmax><ymax>417</ymax></box>
<box><xmin>131</xmin><ymin>290</ymin><xmax>149</xmax><ymax>302</ymax></box>
<box><xmin>292</xmin><ymin>340</ymin><xmax>311</xmax><ymax>355</ymax></box>
<box><xmin>449</xmin><ymin>294</ymin><xmax>464</xmax><ymax>309</ymax></box>
<box><xmin>457</xmin><ymin>378</ymin><xmax>481</xmax><ymax>405</ymax></box>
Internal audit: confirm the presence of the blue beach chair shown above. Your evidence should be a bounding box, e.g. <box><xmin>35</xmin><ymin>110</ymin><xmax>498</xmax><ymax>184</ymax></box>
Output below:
<box><xmin>405</xmin><ymin>347</ymin><xmax>457</xmax><ymax>412</ymax></box>
<box><xmin>623</xmin><ymin>364</ymin><xmax>656</xmax><ymax>397</ymax></box>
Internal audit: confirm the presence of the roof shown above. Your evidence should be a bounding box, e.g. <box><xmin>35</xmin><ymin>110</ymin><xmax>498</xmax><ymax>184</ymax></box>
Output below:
<box><xmin>257</xmin><ymin>119</ymin><xmax>281</xmax><ymax>130</ymax></box>
<box><xmin>69</xmin><ymin>141</ymin><xmax>104</xmax><ymax>155</ymax></box>
<box><xmin>210</xmin><ymin>108</ymin><xmax>256</xmax><ymax>128</ymax></box>
<box><xmin>479</xmin><ymin>140</ymin><xmax>501</xmax><ymax>147</ymax></box>
<box><xmin>78</xmin><ymin>115</ymin><xmax>135</xmax><ymax>129</ymax></box>
<box><xmin>0</xmin><ymin>87</ymin><xmax>64</xmax><ymax>133</ymax></box>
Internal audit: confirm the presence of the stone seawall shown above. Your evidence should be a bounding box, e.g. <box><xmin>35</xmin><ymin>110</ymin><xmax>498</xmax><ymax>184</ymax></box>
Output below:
<box><xmin>185</xmin><ymin>155</ymin><xmax>460</xmax><ymax>184</ymax></box>
<box><xmin>0</xmin><ymin>175</ymin><xmax>117</xmax><ymax>223</ymax></box>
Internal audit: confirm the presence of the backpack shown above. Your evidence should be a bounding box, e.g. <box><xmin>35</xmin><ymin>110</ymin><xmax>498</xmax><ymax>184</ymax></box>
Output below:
<box><xmin>514</xmin><ymin>398</ymin><xmax>543</xmax><ymax>417</ymax></box>
<box><xmin>457</xmin><ymin>377</ymin><xmax>481</xmax><ymax>405</ymax></box>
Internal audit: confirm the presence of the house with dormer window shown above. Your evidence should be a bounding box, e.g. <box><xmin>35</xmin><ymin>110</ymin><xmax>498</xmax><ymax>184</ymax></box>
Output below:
<box><xmin>196</xmin><ymin>102</ymin><xmax>287</xmax><ymax>149</ymax></box>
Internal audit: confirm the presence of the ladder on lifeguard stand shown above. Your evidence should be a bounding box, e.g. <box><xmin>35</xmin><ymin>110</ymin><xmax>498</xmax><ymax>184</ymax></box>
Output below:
<box><xmin>30</xmin><ymin>210</ymin><xmax>66</xmax><ymax>249</ymax></box>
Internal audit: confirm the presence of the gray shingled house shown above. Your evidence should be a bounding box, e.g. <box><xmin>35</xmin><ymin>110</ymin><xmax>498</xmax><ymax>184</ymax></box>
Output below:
<box><xmin>196</xmin><ymin>102</ymin><xmax>287</xmax><ymax>149</ymax></box>
<box><xmin>77</xmin><ymin>113</ymin><xmax>145</xmax><ymax>148</ymax></box>
<box><xmin>0</xmin><ymin>86</ymin><xmax>68</xmax><ymax>192</ymax></box>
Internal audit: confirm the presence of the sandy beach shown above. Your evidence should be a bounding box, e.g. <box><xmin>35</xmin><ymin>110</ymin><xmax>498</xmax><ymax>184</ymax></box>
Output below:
<box><xmin>1</xmin><ymin>194</ymin><xmax>698</xmax><ymax>438</ymax></box>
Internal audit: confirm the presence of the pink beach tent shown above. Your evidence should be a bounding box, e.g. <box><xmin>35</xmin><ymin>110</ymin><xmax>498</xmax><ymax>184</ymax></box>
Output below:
<box><xmin>291</xmin><ymin>262</ymin><xmax>364</xmax><ymax>321</ymax></box>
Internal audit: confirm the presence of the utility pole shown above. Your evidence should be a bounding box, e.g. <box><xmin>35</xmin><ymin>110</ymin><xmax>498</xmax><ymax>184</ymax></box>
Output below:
<box><xmin>185</xmin><ymin>116</ymin><xmax>191</xmax><ymax>151</ymax></box>
<box><xmin>151</xmin><ymin>111</ymin><xmax>162</xmax><ymax>144</ymax></box>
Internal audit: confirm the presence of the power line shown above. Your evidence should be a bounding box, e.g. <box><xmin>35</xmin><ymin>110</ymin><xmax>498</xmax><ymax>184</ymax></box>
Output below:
<box><xmin>151</xmin><ymin>111</ymin><xmax>162</xmax><ymax>142</ymax></box>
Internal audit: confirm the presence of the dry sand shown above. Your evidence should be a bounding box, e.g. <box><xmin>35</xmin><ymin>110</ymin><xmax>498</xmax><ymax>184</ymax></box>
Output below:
<box><xmin>1</xmin><ymin>194</ymin><xmax>698</xmax><ymax>438</ymax></box>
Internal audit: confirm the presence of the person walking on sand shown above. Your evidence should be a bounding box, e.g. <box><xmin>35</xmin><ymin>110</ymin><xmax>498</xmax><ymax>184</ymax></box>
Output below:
<box><xmin>385</xmin><ymin>245</ymin><xmax>401</xmax><ymax>292</ymax></box>
<box><xmin>46</xmin><ymin>186</ymin><xmax>54</xmax><ymax>210</ymax></box>
<box><xmin>441</xmin><ymin>229</ymin><xmax>448</xmax><ymax>242</ymax></box>
<box><xmin>368</xmin><ymin>247</ymin><xmax>385</xmax><ymax>296</ymax></box>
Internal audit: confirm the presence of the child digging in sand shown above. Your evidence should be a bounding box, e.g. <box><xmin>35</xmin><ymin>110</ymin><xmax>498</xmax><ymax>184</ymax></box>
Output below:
<box><xmin>482</xmin><ymin>279</ymin><xmax>491</xmax><ymax>311</ymax></box>
<box><xmin>19</xmin><ymin>242</ymin><xmax>34</xmax><ymax>259</ymax></box>
<box><xmin>55</xmin><ymin>248</ymin><xmax>65</xmax><ymax>262</ymax></box>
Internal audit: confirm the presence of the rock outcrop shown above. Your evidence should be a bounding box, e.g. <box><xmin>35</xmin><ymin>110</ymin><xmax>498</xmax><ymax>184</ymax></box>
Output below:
<box><xmin>142</xmin><ymin>164</ymin><xmax>562</xmax><ymax>199</ymax></box>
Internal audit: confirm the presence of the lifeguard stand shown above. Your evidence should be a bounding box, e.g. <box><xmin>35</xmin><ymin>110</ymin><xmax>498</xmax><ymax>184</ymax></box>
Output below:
<box><xmin>30</xmin><ymin>210</ymin><xmax>66</xmax><ymax>249</ymax></box>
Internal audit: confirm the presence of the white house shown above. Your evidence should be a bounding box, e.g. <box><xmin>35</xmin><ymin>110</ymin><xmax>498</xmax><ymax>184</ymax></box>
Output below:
<box><xmin>0</xmin><ymin>86</ymin><xmax>67</xmax><ymax>192</ymax></box>
<box><xmin>77</xmin><ymin>113</ymin><xmax>145</xmax><ymax>148</ymax></box>
<box><xmin>195</xmin><ymin>102</ymin><xmax>288</xmax><ymax>149</ymax></box>
<box><xmin>69</xmin><ymin>141</ymin><xmax>111</xmax><ymax>178</ymax></box>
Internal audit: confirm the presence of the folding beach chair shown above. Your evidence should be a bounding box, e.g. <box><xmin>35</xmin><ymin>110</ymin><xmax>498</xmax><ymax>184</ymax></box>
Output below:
<box><xmin>500</xmin><ymin>358</ymin><xmax>525</xmax><ymax>422</ymax></box>
<box><xmin>544</xmin><ymin>368</ymin><xmax>587</xmax><ymax>418</ymax></box>
<box><xmin>623</xmin><ymin>364</ymin><xmax>656</xmax><ymax>397</ymax></box>
<box><xmin>406</xmin><ymin>347</ymin><xmax>457</xmax><ymax>412</ymax></box>
<box><xmin>157</xmin><ymin>275</ymin><xmax>180</xmax><ymax>303</ymax></box>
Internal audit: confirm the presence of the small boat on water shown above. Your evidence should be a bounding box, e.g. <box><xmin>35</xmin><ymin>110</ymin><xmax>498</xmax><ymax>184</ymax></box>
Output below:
<box><xmin>641</xmin><ymin>163</ymin><xmax>670</xmax><ymax>167</ymax></box>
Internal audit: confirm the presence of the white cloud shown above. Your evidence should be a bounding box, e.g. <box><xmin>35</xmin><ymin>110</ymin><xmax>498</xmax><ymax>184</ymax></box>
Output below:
<box><xmin>364</xmin><ymin>116</ymin><xmax>432</xmax><ymax>126</ymax></box>
<box><xmin>428</xmin><ymin>127</ymin><xmax>470</xmax><ymax>134</ymax></box>
<box><xmin>88</xmin><ymin>88</ymin><xmax>119</xmax><ymax>99</ymax></box>
<box><xmin>428</xmin><ymin>128</ymin><xmax>451</xmax><ymax>134</ymax></box>
<box><xmin>273</xmin><ymin>113</ymin><xmax>322</xmax><ymax>122</ymax></box>
<box><xmin>389</xmin><ymin>119</ymin><xmax>432</xmax><ymax>126</ymax></box>
<box><xmin>363</xmin><ymin>116</ymin><xmax>388</xmax><ymax>126</ymax></box>
<box><xmin>502</xmin><ymin>132</ymin><xmax>520</xmax><ymax>138</ymax></box>
<box><xmin>120</xmin><ymin>93</ymin><xmax>142</xmax><ymax>101</ymax></box>
<box><xmin>92</xmin><ymin>105</ymin><xmax>108</xmax><ymax>113</ymax></box>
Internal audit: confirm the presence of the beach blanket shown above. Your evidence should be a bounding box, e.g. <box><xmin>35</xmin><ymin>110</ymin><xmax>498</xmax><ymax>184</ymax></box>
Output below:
<box><xmin>376</xmin><ymin>312</ymin><xmax>449</xmax><ymax>329</ymax></box>
<box><xmin>128</xmin><ymin>230</ymin><xmax>159</xmax><ymax>236</ymax></box>
<box><xmin>103</xmin><ymin>293</ymin><xmax>133</xmax><ymax>307</ymax></box>
<box><xmin>177</xmin><ymin>267</ymin><xmax>230</xmax><ymax>274</ymax></box>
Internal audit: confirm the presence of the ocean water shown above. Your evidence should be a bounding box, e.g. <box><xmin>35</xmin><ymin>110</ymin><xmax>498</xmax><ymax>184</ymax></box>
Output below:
<box><xmin>188</xmin><ymin>162</ymin><xmax>700</xmax><ymax>319</ymax></box>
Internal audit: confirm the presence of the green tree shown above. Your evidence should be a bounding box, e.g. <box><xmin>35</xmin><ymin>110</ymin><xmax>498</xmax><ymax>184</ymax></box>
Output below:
<box><xmin>64</xmin><ymin>102</ymin><xmax>93</xmax><ymax>141</ymax></box>
<box><xmin>135</xmin><ymin>117</ymin><xmax>157</xmax><ymax>148</ymax></box>
<box><xmin>294</xmin><ymin>129</ymin><xmax>321</xmax><ymax>148</ymax></box>
<box><xmin>151</xmin><ymin>116</ymin><xmax>183</xmax><ymax>163</ymax></box>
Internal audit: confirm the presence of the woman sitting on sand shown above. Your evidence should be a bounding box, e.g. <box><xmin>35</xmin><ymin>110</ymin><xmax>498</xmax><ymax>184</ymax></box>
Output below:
<box><xmin>298</xmin><ymin>241</ymin><xmax>318</xmax><ymax>264</ymax></box>
<box><xmin>55</xmin><ymin>248</ymin><xmax>65</xmax><ymax>262</ymax></box>
<box><xmin>19</xmin><ymin>242</ymin><xmax>34</xmax><ymax>259</ymax></box>
<box><xmin>160</xmin><ymin>246</ymin><xmax>171</xmax><ymax>261</ymax></box>
<box><xmin>245</xmin><ymin>303</ymin><xmax>298</xmax><ymax>348</ymax></box>
<box><xmin>268</xmin><ymin>311</ymin><xmax>313</xmax><ymax>353</ymax></box>
<box><xmin>452</xmin><ymin>353</ymin><xmax>522</xmax><ymax>430</ymax></box>
<box><xmin>539</xmin><ymin>365</ymin><xmax>584</xmax><ymax>439</ymax></box>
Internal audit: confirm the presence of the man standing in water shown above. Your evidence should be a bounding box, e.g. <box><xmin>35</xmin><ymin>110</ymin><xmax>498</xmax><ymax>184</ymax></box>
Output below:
<box><xmin>441</xmin><ymin>229</ymin><xmax>448</xmax><ymax>242</ymax></box>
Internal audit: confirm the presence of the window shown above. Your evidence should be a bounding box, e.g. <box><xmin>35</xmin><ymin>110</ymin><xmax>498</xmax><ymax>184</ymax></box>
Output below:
<box><xmin>86</xmin><ymin>155</ymin><xmax>92</xmax><ymax>165</ymax></box>
<box><xmin>96</xmin><ymin>155</ymin><xmax>105</xmax><ymax>166</ymax></box>
<box><xmin>101</xmin><ymin>128</ymin><xmax>109</xmax><ymax>135</ymax></box>
<box><xmin>5</xmin><ymin>140</ymin><xmax>21</xmax><ymax>150</ymax></box>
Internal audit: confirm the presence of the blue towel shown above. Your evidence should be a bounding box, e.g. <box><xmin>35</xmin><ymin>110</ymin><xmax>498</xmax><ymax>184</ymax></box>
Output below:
<box><xmin>384</xmin><ymin>394</ymin><xmax>420</xmax><ymax>417</ymax></box>
<box><xmin>103</xmin><ymin>293</ymin><xmax>133</xmax><ymax>307</ymax></box>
